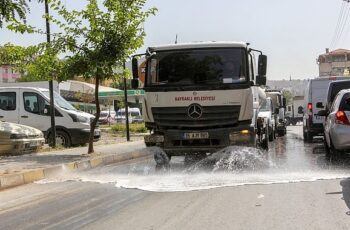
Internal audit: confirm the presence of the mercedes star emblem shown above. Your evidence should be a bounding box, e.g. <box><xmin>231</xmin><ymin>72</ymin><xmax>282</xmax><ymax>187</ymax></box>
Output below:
<box><xmin>187</xmin><ymin>103</ymin><xmax>203</xmax><ymax>119</ymax></box>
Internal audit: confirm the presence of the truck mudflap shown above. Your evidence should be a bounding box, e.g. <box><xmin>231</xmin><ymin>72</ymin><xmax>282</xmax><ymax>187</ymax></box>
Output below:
<box><xmin>144</xmin><ymin>125</ymin><xmax>257</xmax><ymax>156</ymax></box>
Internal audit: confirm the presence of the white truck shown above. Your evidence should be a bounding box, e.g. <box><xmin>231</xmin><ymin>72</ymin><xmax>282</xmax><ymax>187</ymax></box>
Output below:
<box><xmin>130</xmin><ymin>41</ymin><xmax>268</xmax><ymax>166</ymax></box>
<box><xmin>285</xmin><ymin>96</ymin><xmax>304</xmax><ymax>126</ymax></box>
<box><xmin>265</xmin><ymin>90</ymin><xmax>287</xmax><ymax>136</ymax></box>
<box><xmin>0</xmin><ymin>86</ymin><xmax>100</xmax><ymax>147</ymax></box>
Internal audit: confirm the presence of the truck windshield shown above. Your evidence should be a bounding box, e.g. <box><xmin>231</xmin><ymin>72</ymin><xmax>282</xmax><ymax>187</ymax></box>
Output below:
<box><xmin>147</xmin><ymin>48</ymin><xmax>247</xmax><ymax>87</ymax></box>
<box><xmin>42</xmin><ymin>91</ymin><xmax>77</xmax><ymax>111</ymax></box>
<box><xmin>260</xmin><ymin>99</ymin><xmax>271</xmax><ymax>112</ymax></box>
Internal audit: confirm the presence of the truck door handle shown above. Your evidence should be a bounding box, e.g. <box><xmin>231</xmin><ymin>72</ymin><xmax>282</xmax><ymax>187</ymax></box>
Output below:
<box><xmin>21</xmin><ymin>115</ymin><xmax>28</xmax><ymax>118</ymax></box>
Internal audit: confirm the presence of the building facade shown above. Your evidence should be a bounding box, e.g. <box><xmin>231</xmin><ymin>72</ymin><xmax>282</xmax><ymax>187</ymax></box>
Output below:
<box><xmin>0</xmin><ymin>65</ymin><xmax>21</xmax><ymax>83</ymax></box>
<box><xmin>318</xmin><ymin>48</ymin><xmax>350</xmax><ymax>77</ymax></box>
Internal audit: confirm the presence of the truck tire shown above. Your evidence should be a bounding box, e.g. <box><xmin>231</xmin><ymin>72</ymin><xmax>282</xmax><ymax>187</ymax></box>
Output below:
<box><xmin>154</xmin><ymin>148</ymin><xmax>170</xmax><ymax>171</ymax></box>
<box><xmin>261</xmin><ymin>125</ymin><xmax>269</xmax><ymax>150</ymax></box>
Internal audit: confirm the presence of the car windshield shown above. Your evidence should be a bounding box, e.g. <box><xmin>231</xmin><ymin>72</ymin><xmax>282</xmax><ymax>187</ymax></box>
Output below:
<box><xmin>42</xmin><ymin>91</ymin><xmax>76</xmax><ymax>111</ymax></box>
<box><xmin>147</xmin><ymin>48</ymin><xmax>247</xmax><ymax>87</ymax></box>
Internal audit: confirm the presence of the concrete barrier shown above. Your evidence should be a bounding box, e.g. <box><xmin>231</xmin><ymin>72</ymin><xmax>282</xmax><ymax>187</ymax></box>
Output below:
<box><xmin>0</xmin><ymin>150</ymin><xmax>151</xmax><ymax>190</ymax></box>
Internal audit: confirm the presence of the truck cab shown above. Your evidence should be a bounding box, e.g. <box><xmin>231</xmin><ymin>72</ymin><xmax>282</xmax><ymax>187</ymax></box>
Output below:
<box><xmin>131</xmin><ymin>41</ymin><xmax>267</xmax><ymax>164</ymax></box>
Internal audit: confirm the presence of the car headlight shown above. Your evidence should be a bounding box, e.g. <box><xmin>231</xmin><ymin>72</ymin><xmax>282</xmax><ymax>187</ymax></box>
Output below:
<box><xmin>10</xmin><ymin>134</ymin><xmax>28</xmax><ymax>139</ymax></box>
<box><xmin>68</xmin><ymin>113</ymin><xmax>88</xmax><ymax>123</ymax></box>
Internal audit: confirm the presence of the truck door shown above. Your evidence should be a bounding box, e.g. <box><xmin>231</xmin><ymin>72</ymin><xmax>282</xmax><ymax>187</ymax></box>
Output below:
<box><xmin>0</xmin><ymin>89</ymin><xmax>19</xmax><ymax>123</ymax></box>
<box><xmin>19</xmin><ymin>89</ymin><xmax>51</xmax><ymax>132</ymax></box>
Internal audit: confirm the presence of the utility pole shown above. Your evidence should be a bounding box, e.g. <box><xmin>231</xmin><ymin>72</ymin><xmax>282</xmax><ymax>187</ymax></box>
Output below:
<box><xmin>123</xmin><ymin>62</ymin><xmax>130</xmax><ymax>141</ymax></box>
<box><xmin>45</xmin><ymin>0</ymin><xmax>56</xmax><ymax>147</ymax></box>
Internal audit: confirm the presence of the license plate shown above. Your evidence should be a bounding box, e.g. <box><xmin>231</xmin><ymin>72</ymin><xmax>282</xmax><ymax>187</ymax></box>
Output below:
<box><xmin>183</xmin><ymin>132</ymin><xmax>209</xmax><ymax>139</ymax></box>
<box><xmin>29</xmin><ymin>141</ymin><xmax>39</xmax><ymax>147</ymax></box>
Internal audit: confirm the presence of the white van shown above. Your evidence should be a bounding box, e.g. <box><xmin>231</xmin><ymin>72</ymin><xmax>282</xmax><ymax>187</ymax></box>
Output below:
<box><xmin>303</xmin><ymin>76</ymin><xmax>348</xmax><ymax>142</ymax></box>
<box><xmin>0</xmin><ymin>87</ymin><xmax>100</xmax><ymax>147</ymax></box>
<box><xmin>116</xmin><ymin>108</ymin><xmax>143</xmax><ymax>123</ymax></box>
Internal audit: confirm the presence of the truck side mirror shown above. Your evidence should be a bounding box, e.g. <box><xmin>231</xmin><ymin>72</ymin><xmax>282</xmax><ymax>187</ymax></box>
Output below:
<box><xmin>283</xmin><ymin>98</ymin><xmax>287</xmax><ymax>108</ymax></box>
<box><xmin>258</xmin><ymin>54</ymin><xmax>267</xmax><ymax>76</ymax></box>
<box><xmin>316</xmin><ymin>102</ymin><xmax>324</xmax><ymax>109</ymax></box>
<box><xmin>256</xmin><ymin>75</ymin><xmax>266</xmax><ymax>86</ymax></box>
<box><xmin>132</xmin><ymin>57</ymin><xmax>139</xmax><ymax>80</ymax></box>
<box><xmin>274</xmin><ymin>108</ymin><xmax>279</xmax><ymax>115</ymax></box>
<box><xmin>298</xmin><ymin>106</ymin><xmax>303</xmax><ymax>114</ymax></box>
<box><xmin>131</xmin><ymin>79</ymin><xmax>139</xmax><ymax>89</ymax></box>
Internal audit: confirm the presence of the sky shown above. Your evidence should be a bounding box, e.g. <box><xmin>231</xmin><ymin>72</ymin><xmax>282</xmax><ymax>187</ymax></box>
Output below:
<box><xmin>1</xmin><ymin>0</ymin><xmax>350</xmax><ymax>80</ymax></box>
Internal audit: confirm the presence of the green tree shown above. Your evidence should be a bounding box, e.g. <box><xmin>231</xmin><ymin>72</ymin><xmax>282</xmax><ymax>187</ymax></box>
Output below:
<box><xmin>0</xmin><ymin>0</ymin><xmax>29</xmax><ymax>28</ymax></box>
<box><xmin>0</xmin><ymin>43</ymin><xmax>65</xmax><ymax>82</ymax></box>
<box><xmin>282</xmin><ymin>89</ymin><xmax>293</xmax><ymax>105</ymax></box>
<box><xmin>49</xmin><ymin>0</ymin><xmax>156</xmax><ymax>153</ymax></box>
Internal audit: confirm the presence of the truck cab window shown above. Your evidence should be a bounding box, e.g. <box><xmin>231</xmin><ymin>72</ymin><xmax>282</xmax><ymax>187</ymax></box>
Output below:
<box><xmin>0</xmin><ymin>92</ymin><xmax>16</xmax><ymax>111</ymax></box>
<box><xmin>147</xmin><ymin>48</ymin><xmax>247</xmax><ymax>87</ymax></box>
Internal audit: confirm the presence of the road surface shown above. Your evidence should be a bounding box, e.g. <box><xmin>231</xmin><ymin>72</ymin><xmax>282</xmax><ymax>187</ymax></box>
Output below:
<box><xmin>1</xmin><ymin>125</ymin><xmax>350</xmax><ymax>230</ymax></box>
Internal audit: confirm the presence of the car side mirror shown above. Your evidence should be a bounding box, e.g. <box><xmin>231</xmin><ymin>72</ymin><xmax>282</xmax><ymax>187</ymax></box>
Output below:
<box><xmin>317</xmin><ymin>110</ymin><xmax>327</xmax><ymax>116</ymax></box>
<box><xmin>298</xmin><ymin>106</ymin><xmax>304</xmax><ymax>114</ymax></box>
<box><xmin>44</xmin><ymin>108</ymin><xmax>49</xmax><ymax>115</ymax></box>
<box><xmin>316</xmin><ymin>102</ymin><xmax>324</xmax><ymax>109</ymax></box>
<box><xmin>256</xmin><ymin>75</ymin><xmax>266</xmax><ymax>86</ymax></box>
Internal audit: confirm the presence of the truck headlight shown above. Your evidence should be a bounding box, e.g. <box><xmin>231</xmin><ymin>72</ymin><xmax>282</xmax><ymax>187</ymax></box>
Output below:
<box><xmin>10</xmin><ymin>134</ymin><xmax>28</xmax><ymax>139</ymax></box>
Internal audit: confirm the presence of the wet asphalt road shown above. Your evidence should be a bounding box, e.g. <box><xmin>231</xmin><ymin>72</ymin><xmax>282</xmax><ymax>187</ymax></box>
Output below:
<box><xmin>1</xmin><ymin>125</ymin><xmax>350</xmax><ymax>230</ymax></box>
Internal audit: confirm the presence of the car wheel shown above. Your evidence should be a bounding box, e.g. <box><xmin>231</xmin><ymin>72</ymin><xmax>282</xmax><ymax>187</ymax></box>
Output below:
<box><xmin>49</xmin><ymin>130</ymin><xmax>71</xmax><ymax>148</ymax></box>
<box><xmin>324</xmin><ymin>135</ymin><xmax>331</xmax><ymax>159</ymax></box>
<box><xmin>329</xmin><ymin>138</ymin><xmax>340</xmax><ymax>161</ymax></box>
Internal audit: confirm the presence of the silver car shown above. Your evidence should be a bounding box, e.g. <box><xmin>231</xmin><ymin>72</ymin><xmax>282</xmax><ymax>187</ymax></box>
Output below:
<box><xmin>0</xmin><ymin>121</ymin><xmax>45</xmax><ymax>155</ymax></box>
<box><xmin>322</xmin><ymin>89</ymin><xmax>350</xmax><ymax>158</ymax></box>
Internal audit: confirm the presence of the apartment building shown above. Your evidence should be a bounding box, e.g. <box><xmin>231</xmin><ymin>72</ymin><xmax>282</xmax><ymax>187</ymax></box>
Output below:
<box><xmin>318</xmin><ymin>48</ymin><xmax>350</xmax><ymax>76</ymax></box>
<box><xmin>0</xmin><ymin>65</ymin><xmax>21</xmax><ymax>83</ymax></box>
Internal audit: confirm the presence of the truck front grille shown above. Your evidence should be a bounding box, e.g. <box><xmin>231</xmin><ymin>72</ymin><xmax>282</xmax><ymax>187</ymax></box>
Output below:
<box><xmin>152</xmin><ymin>105</ymin><xmax>241</xmax><ymax>130</ymax></box>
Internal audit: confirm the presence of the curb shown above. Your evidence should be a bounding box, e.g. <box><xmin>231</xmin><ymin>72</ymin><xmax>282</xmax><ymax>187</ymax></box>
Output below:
<box><xmin>0</xmin><ymin>150</ymin><xmax>151</xmax><ymax>190</ymax></box>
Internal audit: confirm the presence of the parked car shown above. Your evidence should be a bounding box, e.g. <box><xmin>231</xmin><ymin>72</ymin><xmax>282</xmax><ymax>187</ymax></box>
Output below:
<box><xmin>0</xmin><ymin>87</ymin><xmax>101</xmax><ymax>147</ymax></box>
<box><xmin>98</xmin><ymin>111</ymin><xmax>116</xmax><ymax>125</ymax></box>
<box><xmin>302</xmin><ymin>76</ymin><xmax>349</xmax><ymax>142</ymax></box>
<box><xmin>258</xmin><ymin>97</ymin><xmax>276</xmax><ymax>142</ymax></box>
<box><xmin>0</xmin><ymin>121</ymin><xmax>45</xmax><ymax>155</ymax></box>
<box><xmin>116</xmin><ymin>108</ymin><xmax>143</xmax><ymax>123</ymax></box>
<box><xmin>320</xmin><ymin>89</ymin><xmax>350</xmax><ymax>158</ymax></box>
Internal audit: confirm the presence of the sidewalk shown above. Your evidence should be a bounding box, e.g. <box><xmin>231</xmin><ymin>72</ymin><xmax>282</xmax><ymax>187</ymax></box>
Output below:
<box><xmin>0</xmin><ymin>139</ymin><xmax>149</xmax><ymax>190</ymax></box>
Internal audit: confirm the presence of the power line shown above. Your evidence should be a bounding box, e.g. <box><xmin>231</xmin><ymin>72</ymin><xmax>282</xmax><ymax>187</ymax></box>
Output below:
<box><xmin>330</xmin><ymin>1</ymin><xmax>346</xmax><ymax>48</ymax></box>
<box><xmin>334</xmin><ymin>2</ymin><xmax>350</xmax><ymax>48</ymax></box>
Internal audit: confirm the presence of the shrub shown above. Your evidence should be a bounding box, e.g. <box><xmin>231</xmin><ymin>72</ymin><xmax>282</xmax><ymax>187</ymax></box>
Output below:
<box><xmin>111</xmin><ymin>122</ymin><xmax>147</xmax><ymax>133</ymax></box>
